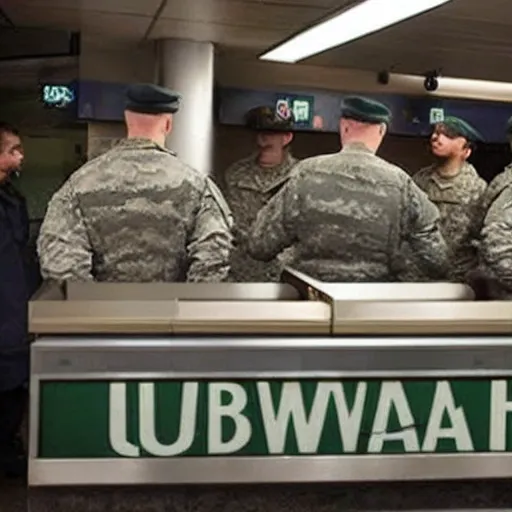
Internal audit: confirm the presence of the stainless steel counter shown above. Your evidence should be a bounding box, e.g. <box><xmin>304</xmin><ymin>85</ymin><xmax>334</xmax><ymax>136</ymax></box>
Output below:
<box><xmin>27</xmin><ymin>271</ymin><xmax>512</xmax><ymax>488</ymax></box>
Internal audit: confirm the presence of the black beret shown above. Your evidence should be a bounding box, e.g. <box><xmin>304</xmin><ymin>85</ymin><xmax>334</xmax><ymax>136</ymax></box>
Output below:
<box><xmin>245</xmin><ymin>106</ymin><xmax>294</xmax><ymax>132</ymax></box>
<box><xmin>439</xmin><ymin>116</ymin><xmax>483</xmax><ymax>143</ymax></box>
<box><xmin>125</xmin><ymin>83</ymin><xmax>181</xmax><ymax>115</ymax></box>
<box><xmin>341</xmin><ymin>96</ymin><xmax>392</xmax><ymax>125</ymax></box>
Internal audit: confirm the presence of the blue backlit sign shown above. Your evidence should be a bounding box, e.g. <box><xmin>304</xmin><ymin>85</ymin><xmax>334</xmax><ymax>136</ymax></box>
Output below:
<box><xmin>41</xmin><ymin>84</ymin><xmax>76</xmax><ymax>108</ymax></box>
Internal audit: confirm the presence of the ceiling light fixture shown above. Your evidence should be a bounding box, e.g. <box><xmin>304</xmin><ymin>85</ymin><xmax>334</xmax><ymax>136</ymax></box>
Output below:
<box><xmin>259</xmin><ymin>0</ymin><xmax>453</xmax><ymax>63</ymax></box>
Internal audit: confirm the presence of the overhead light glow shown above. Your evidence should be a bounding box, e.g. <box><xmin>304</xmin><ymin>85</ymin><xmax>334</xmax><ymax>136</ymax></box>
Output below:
<box><xmin>260</xmin><ymin>0</ymin><xmax>453</xmax><ymax>63</ymax></box>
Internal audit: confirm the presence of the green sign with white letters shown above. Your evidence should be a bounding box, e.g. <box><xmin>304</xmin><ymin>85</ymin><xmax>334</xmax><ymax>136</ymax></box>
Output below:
<box><xmin>38</xmin><ymin>379</ymin><xmax>512</xmax><ymax>458</ymax></box>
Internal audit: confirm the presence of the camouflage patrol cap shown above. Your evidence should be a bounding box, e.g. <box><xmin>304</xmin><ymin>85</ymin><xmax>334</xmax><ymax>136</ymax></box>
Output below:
<box><xmin>245</xmin><ymin>106</ymin><xmax>294</xmax><ymax>132</ymax></box>
<box><xmin>341</xmin><ymin>96</ymin><xmax>392</xmax><ymax>125</ymax></box>
<box><xmin>125</xmin><ymin>83</ymin><xmax>181</xmax><ymax>115</ymax></box>
<box><xmin>437</xmin><ymin>116</ymin><xmax>483</xmax><ymax>143</ymax></box>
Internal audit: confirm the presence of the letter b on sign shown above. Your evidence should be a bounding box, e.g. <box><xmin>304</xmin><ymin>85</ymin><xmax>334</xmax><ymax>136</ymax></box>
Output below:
<box><xmin>208</xmin><ymin>383</ymin><xmax>251</xmax><ymax>454</ymax></box>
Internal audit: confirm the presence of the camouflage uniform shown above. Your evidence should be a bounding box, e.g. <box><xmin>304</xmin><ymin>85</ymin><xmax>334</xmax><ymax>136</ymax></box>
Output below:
<box><xmin>473</xmin><ymin>164</ymin><xmax>512</xmax><ymax>233</ymax></box>
<box><xmin>37</xmin><ymin>138</ymin><xmax>233</xmax><ymax>283</ymax></box>
<box><xmin>473</xmin><ymin>164</ymin><xmax>512</xmax><ymax>298</ymax></box>
<box><xmin>221</xmin><ymin>152</ymin><xmax>297</xmax><ymax>282</ymax></box>
<box><xmin>248</xmin><ymin>143</ymin><xmax>449</xmax><ymax>282</ymax></box>
<box><xmin>412</xmin><ymin>162</ymin><xmax>486</xmax><ymax>281</ymax></box>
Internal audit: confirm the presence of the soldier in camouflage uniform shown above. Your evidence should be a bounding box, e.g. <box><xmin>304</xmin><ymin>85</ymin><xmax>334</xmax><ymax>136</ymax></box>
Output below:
<box><xmin>247</xmin><ymin>96</ymin><xmax>449</xmax><ymax>282</ymax></box>
<box><xmin>472</xmin><ymin>116</ymin><xmax>512</xmax><ymax>298</ymax></box>
<box><xmin>220</xmin><ymin>106</ymin><xmax>298</xmax><ymax>282</ymax></box>
<box><xmin>411</xmin><ymin>117</ymin><xmax>486</xmax><ymax>282</ymax></box>
<box><xmin>37</xmin><ymin>83</ymin><xmax>233</xmax><ymax>283</ymax></box>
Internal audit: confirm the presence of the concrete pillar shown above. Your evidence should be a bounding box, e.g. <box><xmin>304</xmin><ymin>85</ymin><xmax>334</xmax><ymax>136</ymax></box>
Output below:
<box><xmin>157</xmin><ymin>39</ymin><xmax>214</xmax><ymax>175</ymax></box>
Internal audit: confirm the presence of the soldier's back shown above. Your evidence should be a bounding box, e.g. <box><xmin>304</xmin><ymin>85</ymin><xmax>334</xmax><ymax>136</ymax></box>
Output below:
<box><xmin>476</xmin><ymin>165</ymin><xmax>512</xmax><ymax>227</ymax></box>
<box><xmin>477</xmin><ymin>165</ymin><xmax>512</xmax><ymax>298</ymax></box>
<box><xmin>70</xmin><ymin>139</ymin><xmax>207</xmax><ymax>282</ymax></box>
<box><xmin>291</xmin><ymin>146</ymin><xmax>410</xmax><ymax>281</ymax></box>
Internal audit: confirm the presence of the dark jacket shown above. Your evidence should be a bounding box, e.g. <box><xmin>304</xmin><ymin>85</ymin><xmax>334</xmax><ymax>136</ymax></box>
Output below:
<box><xmin>0</xmin><ymin>182</ymin><xmax>32</xmax><ymax>391</ymax></box>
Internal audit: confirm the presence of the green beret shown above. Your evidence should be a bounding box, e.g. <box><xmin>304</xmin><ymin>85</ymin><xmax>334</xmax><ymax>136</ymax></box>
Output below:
<box><xmin>438</xmin><ymin>116</ymin><xmax>483</xmax><ymax>143</ymax></box>
<box><xmin>341</xmin><ymin>96</ymin><xmax>392</xmax><ymax>125</ymax></box>
<box><xmin>245</xmin><ymin>106</ymin><xmax>294</xmax><ymax>132</ymax></box>
<box><xmin>125</xmin><ymin>83</ymin><xmax>181</xmax><ymax>115</ymax></box>
<box><xmin>506</xmin><ymin>116</ymin><xmax>512</xmax><ymax>135</ymax></box>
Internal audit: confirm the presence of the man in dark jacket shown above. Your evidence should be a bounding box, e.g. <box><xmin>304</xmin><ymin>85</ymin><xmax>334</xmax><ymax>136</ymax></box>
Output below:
<box><xmin>0</xmin><ymin>122</ymin><xmax>30</xmax><ymax>479</ymax></box>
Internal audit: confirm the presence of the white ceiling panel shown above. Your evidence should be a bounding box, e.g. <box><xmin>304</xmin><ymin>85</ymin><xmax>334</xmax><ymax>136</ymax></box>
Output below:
<box><xmin>306</xmin><ymin>0</ymin><xmax>512</xmax><ymax>81</ymax></box>
<box><xmin>151</xmin><ymin>17</ymin><xmax>284</xmax><ymax>49</ymax></box>
<box><xmin>159</xmin><ymin>0</ymin><xmax>330</xmax><ymax>32</ymax></box>
<box><xmin>8</xmin><ymin>0</ymin><xmax>161</xmax><ymax>17</ymax></box>
<box><xmin>5</xmin><ymin>5</ymin><xmax>150</xmax><ymax>40</ymax></box>
<box><xmin>232</xmin><ymin>0</ymin><xmax>346</xmax><ymax>7</ymax></box>
<box><xmin>4</xmin><ymin>0</ymin><xmax>512</xmax><ymax>82</ymax></box>
<box><xmin>5</xmin><ymin>5</ymin><xmax>81</xmax><ymax>30</ymax></box>
<box><xmin>436</xmin><ymin>0</ymin><xmax>512</xmax><ymax>22</ymax></box>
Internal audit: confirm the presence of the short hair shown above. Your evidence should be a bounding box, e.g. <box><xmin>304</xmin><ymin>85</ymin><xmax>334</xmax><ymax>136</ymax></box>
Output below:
<box><xmin>0</xmin><ymin>122</ymin><xmax>20</xmax><ymax>151</ymax></box>
<box><xmin>465</xmin><ymin>140</ymin><xmax>476</xmax><ymax>152</ymax></box>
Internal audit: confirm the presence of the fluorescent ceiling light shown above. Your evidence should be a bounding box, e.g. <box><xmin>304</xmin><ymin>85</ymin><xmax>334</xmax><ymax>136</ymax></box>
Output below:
<box><xmin>260</xmin><ymin>0</ymin><xmax>453</xmax><ymax>63</ymax></box>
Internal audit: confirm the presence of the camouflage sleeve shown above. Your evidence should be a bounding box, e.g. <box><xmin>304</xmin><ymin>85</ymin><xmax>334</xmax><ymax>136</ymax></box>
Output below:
<box><xmin>394</xmin><ymin>169</ymin><xmax>433</xmax><ymax>282</ymax></box>
<box><xmin>452</xmin><ymin>179</ymin><xmax>488</xmax><ymax>281</ymax></box>
<box><xmin>468</xmin><ymin>187</ymin><xmax>488</xmax><ymax>243</ymax></box>
<box><xmin>186</xmin><ymin>178</ymin><xmax>234</xmax><ymax>283</ymax></box>
<box><xmin>480</xmin><ymin>190</ymin><xmax>512</xmax><ymax>291</ymax></box>
<box><xmin>37</xmin><ymin>180</ymin><xmax>94</xmax><ymax>281</ymax></box>
<box><xmin>247</xmin><ymin>174</ymin><xmax>300</xmax><ymax>262</ymax></box>
<box><xmin>395</xmin><ymin>243</ymin><xmax>432</xmax><ymax>282</ymax></box>
<box><xmin>402</xmin><ymin>179</ymin><xmax>450</xmax><ymax>279</ymax></box>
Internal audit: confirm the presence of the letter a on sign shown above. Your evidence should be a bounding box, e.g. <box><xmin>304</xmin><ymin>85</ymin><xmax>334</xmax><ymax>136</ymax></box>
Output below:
<box><xmin>422</xmin><ymin>381</ymin><xmax>474</xmax><ymax>452</ymax></box>
<box><xmin>368</xmin><ymin>382</ymin><xmax>420</xmax><ymax>453</ymax></box>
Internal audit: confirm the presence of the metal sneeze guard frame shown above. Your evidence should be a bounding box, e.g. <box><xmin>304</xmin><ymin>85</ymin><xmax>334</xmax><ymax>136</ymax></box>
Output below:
<box><xmin>27</xmin><ymin>271</ymin><xmax>512</xmax><ymax>486</ymax></box>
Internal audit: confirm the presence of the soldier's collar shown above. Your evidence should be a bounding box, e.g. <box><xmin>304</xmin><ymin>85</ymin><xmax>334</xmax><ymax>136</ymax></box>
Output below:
<box><xmin>432</xmin><ymin>160</ymin><xmax>468</xmax><ymax>180</ymax></box>
<box><xmin>253</xmin><ymin>151</ymin><xmax>295</xmax><ymax>170</ymax></box>
<box><xmin>430</xmin><ymin>162</ymin><xmax>477</xmax><ymax>189</ymax></box>
<box><xmin>117</xmin><ymin>137</ymin><xmax>177</xmax><ymax>156</ymax></box>
<box><xmin>341</xmin><ymin>142</ymin><xmax>374</xmax><ymax>154</ymax></box>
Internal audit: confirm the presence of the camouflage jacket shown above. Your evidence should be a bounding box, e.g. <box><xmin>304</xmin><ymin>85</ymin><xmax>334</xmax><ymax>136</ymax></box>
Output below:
<box><xmin>472</xmin><ymin>164</ymin><xmax>512</xmax><ymax>236</ymax></box>
<box><xmin>412</xmin><ymin>162</ymin><xmax>487</xmax><ymax>282</ymax></box>
<box><xmin>220</xmin><ymin>152</ymin><xmax>297</xmax><ymax>282</ymax></box>
<box><xmin>475</xmin><ymin>165</ymin><xmax>512</xmax><ymax>298</ymax></box>
<box><xmin>37</xmin><ymin>138</ymin><xmax>233</xmax><ymax>283</ymax></box>
<box><xmin>247</xmin><ymin>143</ymin><xmax>449</xmax><ymax>283</ymax></box>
